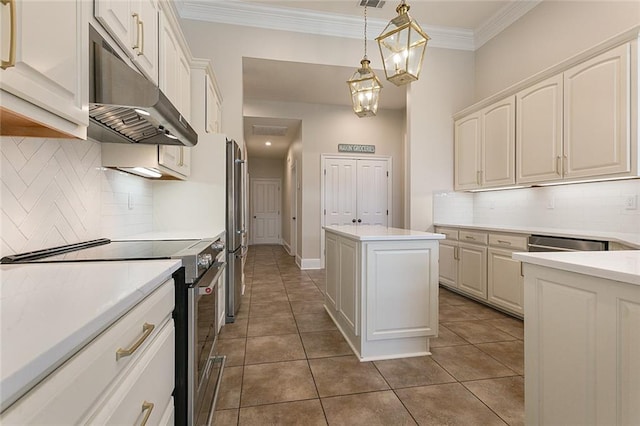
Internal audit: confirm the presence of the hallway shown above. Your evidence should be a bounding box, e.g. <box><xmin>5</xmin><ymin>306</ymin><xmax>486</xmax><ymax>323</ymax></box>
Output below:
<box><xmin>213</xmin><ymin>245</ymin><xmax>525</xmax><ymax>425</ymax></box>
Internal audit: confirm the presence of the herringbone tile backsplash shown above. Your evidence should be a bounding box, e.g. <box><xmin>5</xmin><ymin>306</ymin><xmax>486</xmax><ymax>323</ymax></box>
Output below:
<box><xmin>1</xmin><ymin>137</ymin><xmax>152</xmax><ymax>257</ymax></box>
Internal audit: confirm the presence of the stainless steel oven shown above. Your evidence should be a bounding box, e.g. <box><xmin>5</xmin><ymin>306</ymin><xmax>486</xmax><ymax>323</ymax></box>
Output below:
<box><xmin>0</xmin><ymin>237</ymin><xmax>227</xmax><ymax>426</ymax></box>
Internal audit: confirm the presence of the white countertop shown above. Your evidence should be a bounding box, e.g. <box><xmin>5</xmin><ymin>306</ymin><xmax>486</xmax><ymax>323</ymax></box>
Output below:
<box><xmin>324</xmin><ymin>225</ymin><xmax>445</xmax><ymax>241</ymax></box>
<box><xmin>513</xmin><ymin>251</ymin><xmax>640</xmax><ymax>286</ymax></box>
<box><xmin>433</xmin><ymin>222</ymin><xmax>640</xmax><ymax>248</ymax></box>
<box><xmin>115</xmin><ymin>229</ymin><xmax>225</xmax><ymax>241</ymax></box>
<box><xmin>0</xmin><ymin>260</ymin><xmax>181</xmax><ymax>411</ymax></box>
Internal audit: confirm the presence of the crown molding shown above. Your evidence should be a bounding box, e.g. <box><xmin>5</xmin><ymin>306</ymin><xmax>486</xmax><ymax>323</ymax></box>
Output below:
<box><xmin>175</xmin><ymin>0</ymin><xmax>541</xmax><ymax>51</ymax></box>
<box><xmin>175</xmin><ymin>0</ymin><xmax>475</xmax><ymax>51</ymax></box>
<box><xmin>474</xmin><ymin>0</ymin><xmax>543</xmax><ymax>49</ymax></box>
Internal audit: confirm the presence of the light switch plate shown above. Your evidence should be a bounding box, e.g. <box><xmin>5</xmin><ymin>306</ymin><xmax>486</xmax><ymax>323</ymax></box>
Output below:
<box><xmin>624</xmin><ymin>195</ymin><xmax>637</xmax><ymax>210</ymax></box>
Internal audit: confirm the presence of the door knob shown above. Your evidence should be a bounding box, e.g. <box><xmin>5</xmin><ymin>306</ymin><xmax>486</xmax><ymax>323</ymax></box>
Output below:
<box><xmin>292</xmin><ymin>217</ymin><xmax>296</xmax><ymax>220</ymax></box>
<box><xmin>253</xmin><ymin>216</ymin><xmax>256</xmax><ymax>218</ymax></box>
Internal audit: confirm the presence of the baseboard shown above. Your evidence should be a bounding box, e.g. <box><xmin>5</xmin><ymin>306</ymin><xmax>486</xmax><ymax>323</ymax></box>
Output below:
<box><xmin>282</xmin><ymin>241</ymin><xmax>293</xmax><ymax>256</ymax></box>
<box><xmin>300</xmin><ymin>257</ymin><xmax>322</xmax><ymax>270</ymax></box>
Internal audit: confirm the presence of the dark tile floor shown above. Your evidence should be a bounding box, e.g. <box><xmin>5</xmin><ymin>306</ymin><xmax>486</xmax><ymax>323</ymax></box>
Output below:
<box><xmin>212</xmin><ymin>245</ymin><xmax>524</xmax><ymax>426</ymax></box>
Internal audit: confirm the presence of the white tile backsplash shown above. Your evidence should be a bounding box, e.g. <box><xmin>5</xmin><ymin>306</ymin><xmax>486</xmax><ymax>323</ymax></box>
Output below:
<box><xmin>434</xmin><ymin>180</ymin><xmax>640</xmax><ymax>235</ymax></box>
<box><xmin>0</xmin><ymin>137</ymin><xmax>153</xmax><ymax>257</ymax></box>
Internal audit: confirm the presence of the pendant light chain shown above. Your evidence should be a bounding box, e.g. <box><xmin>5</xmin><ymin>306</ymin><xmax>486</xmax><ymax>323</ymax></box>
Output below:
<box><xmin>363</xmin><ymin>4</ymin><xmax>368</xmax><ymax>59</ymax></box>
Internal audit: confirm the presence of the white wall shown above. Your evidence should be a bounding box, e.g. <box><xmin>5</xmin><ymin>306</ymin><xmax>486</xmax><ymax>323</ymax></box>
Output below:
<box><xmin>248</xmin><ymin>157</ymin><xmax>284</xmax><ymax>179</ymax></box>
<box><xmin>405</xmin><ymin>47</ymin><xmax>475</xmax><ymax>232</ymax></box>
<box><xmin>474</xmin><ymin>1</ymin><xmax>640</xmax><ymax>100</ymax></box>
<box><xmin>1</xmin><ymin>136</ymin><xmax>153</xmax><ymax>256</ymax></box>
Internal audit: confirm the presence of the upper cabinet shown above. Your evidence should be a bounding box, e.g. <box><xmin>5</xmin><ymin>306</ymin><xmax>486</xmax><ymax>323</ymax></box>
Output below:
<box><xmin>516</xmin><ymin>74</ymin><xmax>563</xmax><ymax>184</ymax></box>
<box><xmin>563</xmin><ymin>43</ymin><xmax>631</xmax><ymax>179</ymax></box>
<box><xmin>95</xmin><ymin>0</ymin><xmax>159</xmax><ymax>84</ymax></box>
<box><xmin>456</xmin><ymin>34</ymin><xmax>639</xmax><ymax>191</ymax></box>
<box><xmin>206</xmin><ymin>73</ymin><xmax>222</xmax><ymax>134</ymax></box>
<box><xmin>454</xmin><ymin>97</ymin><xmax>515</xmax><ymax>190</ymax></box>
<box><xmin>191</xmin><ymin>58</ymin><xmax>223</xmax><ymax>135</ymax></box>
<box><xmin>0</xmin><ymin>0</ymin><xmax>87</xmax><ymax>139</ymax></box>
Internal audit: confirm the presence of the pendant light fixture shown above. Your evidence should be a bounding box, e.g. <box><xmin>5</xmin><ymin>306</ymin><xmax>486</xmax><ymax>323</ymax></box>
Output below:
<box><xmin>376</xmin><ymin>0</ymin><xmax>430</xmax><ymax>86</ymax></box>
<box><xmin>347</xmin><ymin>4</ymin><xmax>382</xmax><ymax>118</ymax></box>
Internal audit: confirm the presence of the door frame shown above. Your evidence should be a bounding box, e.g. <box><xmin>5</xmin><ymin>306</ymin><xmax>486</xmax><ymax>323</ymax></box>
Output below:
<box><xmin>320</xmin><ymin>153</ymin><xmax>393</xmax><ymax>267</ymax></box>
<box><xmin>289</xmin><ymin>160</ymin><xmax>298</xmax><ymax>257</ymax></box>
<box><xmin>250</xmin><ymin>177</ymin><xmax>282</xmax><ymax>245</ymax></box>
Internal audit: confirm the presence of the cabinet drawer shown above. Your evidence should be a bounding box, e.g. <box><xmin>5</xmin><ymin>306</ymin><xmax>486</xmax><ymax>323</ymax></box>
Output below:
<box><xmin>489</xmin><ymin>233</ymin><xmax>528</xmax><ymax>250</ymax></box>
<box><xmin>86</xmin><ymin>320</ymin><xmax>175</xmax><ymax>425</ymax></box>
<box><xmin>1</xmin><ymin>279</ymin><xmax>174</xmax><ymax>424</ymax></box>
<box><xmin>459</xmin><ymin>230</ymin><xmax>488</xmax><ymax>245</ymax></box>
<box><xmin>435</xmin><ymin>227</ymin><xmax>459</xmax><ymax>241</ymax></box>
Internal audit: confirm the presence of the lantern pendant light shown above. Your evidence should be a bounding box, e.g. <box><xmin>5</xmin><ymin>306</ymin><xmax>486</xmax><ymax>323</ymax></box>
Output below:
<box><xmin>376</xmin><ymin>0</ymin><xmax>430</xmax><ymax>86</ymax></box>
<box><xmin>347</xmin><ymin>4</ymin><xmax>382</xmax><ymax>118</ymax></box>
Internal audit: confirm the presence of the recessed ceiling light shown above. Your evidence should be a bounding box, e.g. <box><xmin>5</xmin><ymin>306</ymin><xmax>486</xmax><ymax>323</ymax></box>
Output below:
<box><xmin>265</xmin><ymin>141</ymin><xmax>272</xmax><ymax>146</ymax></box>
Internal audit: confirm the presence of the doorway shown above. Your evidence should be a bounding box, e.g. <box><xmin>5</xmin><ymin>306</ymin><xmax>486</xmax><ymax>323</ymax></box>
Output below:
<box><xmin>250</xmin><ymin>178</ymin><xmax>281</xmax><ymax>245</ymax></box>
<box><xmin>289</xmin><ymin>161</ymin><xmax>298</xmax><ymax>257</ymax></box>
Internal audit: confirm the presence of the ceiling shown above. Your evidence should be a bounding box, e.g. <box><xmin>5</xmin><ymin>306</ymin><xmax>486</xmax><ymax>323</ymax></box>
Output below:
<box><xmin>182</xmin><ymin>0</ymin><xmax>541</xmax><ymax>158</ymax></box>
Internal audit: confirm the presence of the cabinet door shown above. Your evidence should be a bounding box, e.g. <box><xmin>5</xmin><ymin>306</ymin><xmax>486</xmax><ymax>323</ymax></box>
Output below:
<box><xmin>0</xmin><ymin>0</ymin><xmax>86</xmax><ymax>137</ymax></box>
<box><xmin>438</xmin><ymin>242</ymin><xmax>458</xmax><ymax>289</ymax></box>
<box><xmin>206</xmin><ymin>74</ymin><xmax>221</xmax><ymax>133</ymax></box>
<box><xmin>564</xmin><ymin>43</ymin><xmax>630</xmax><ymax>179</ymax></box>
<box><xmin>324</xmin><ymin>158</ymin><xmax>358</xmax><ymax>225</ymax></box>
<box><xmin>482</xmin><ymin>97</ymin><xmax>515</xmax><ymax>187</ymax></box>
<box><xmin>325</xmin><ymin>232</ymin><xmax>339</xmax><ymax>310</ymax></box>
<box><xmin>338</xmin><ymin>237</ymin><xmax>359</xmax><ymax>335</ymax></box>
<box><xmin>458</xmin><ymin>242</ymin><xmax>487</xmax><ymax>300</ymax></box>
<box><xmin>487</xmin><ymin>248</ymin><xmax>523</xmax><ymax>315</ymax></box>
<box><xmin>454</xmin><ymin>113</ymin><xmax>481</xmax><ymax>190</ymax></box>
<box><xmin>159</xmin><ymin>146</ymin><xmax>189</xmax><ymax>177</ymax></box>
<box><xmin>159</xmin><ymin>12</ymin><xmax>179</xmax><ymax>106</ymax></box>
<box><xmin>132</xmin><ymin>0</ymin><xmax>159</xmax><ymax>84</ymax></box>
<box><xmin>516</xmin><ymin>75</ymin><xmax>563</xmax><ymax>184</ymax></box>
<box><xmin>357</xmin><ymin>160</ymin><xmax>388</xmax><ymax>226</ymax></box>
<box><xmin>177</xmin><ymin>50</ymin><xmax>191</xmax><ymax>121</ymax></box>
<box><xmin>94</xmin><ymin>0</ymin><xmax>133</xmax><ymax>55</ymax></box>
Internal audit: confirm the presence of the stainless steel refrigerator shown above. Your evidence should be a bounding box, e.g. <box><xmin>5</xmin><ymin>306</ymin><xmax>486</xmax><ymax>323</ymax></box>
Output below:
<box><xmin>226</xmin><ymin>139</ymin><xmax>245</xmax><ymax>322</ymax></box>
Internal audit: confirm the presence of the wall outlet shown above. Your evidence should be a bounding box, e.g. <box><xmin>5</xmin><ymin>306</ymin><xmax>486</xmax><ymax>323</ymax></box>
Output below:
<box><xmin>624</xmin><ymin>195</ymin><xmax>637</xmax><ymax>210</ymax></box>
<box><xmin>128</xmin><ymin>193</ymin><xmax>134</xmax><ymax>210</ymax></box>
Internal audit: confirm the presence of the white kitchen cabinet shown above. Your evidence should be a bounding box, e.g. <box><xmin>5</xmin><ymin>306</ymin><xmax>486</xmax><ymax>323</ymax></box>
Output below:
<box><xmin>0</xmin><ymin>0</ymin><xmax>87</xmax><ymax>139</ymax></box>
<box><xmin>206</xmin><ymin>72</ymin><xmax>222</xmax><ymax>133</ymax></box>
<box><xmin>435</xmin><ymin>227</ymin><xmax>459</xmax><ymax>289</ymax></box>
<box><xmin>1</xmin><ymin>279</ymin><xmax>175</xmax><ymax>424</ymax></box>
<box><xmin>95</xmin><ymin>0</ymin><xmax>159</xmax><ymax>84</ymax></box>
<box><xmin>518</xmin><ymin>258</ymin><xmax>640</xmax><ymax>425</ymax></box>
<box><xmin>324</xmin><ymin>226</ymin><xmax>442</xmax><ymax>361</ymax></box>
<box><xmin>454</xmin><ymin>97</ymin><xmax>514</xmax><ymax>190</ymax></box>
<box><xmin>458</xmin><ymin>241</ymin><xmax>487</xmax><ymax>300</ymax></box>
<box><xmin>488</xmin><ymin>247</ymin><xmax>524</xmax><ymax>316</ymax></box>
<box><xmin>102</xmin><ymin>142</ymin><xmax>190</xmax><ymax>180</ymax></box>
<box><xmin>516</xmin><ymin>74</ymin><xmax>564</xmax><ymax>184</ymax></box>
<box><xmin>454</xmin><ymin>113</ymin><xmax>481</xmax><ymax>190</ymax></box>
<box><xmin>564</xmin><ymin>42</ymin><xmax>631</xmax><ymax>179</ymax></box>
<box><xmin>158</xmin><ymin>4</ymin><xmax>192</xmax><ymax>178</ymax></box>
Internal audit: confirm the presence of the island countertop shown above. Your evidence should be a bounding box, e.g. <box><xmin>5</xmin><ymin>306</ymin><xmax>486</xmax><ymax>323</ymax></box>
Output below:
<box><xmin>324</xmin><ymin>225</ymin><xmax>445</xmax><ymax>242</ymax></box>
<box><xmin>0</xmin><ymin>259</ymin><xmax>181</xmax><ymax>411</ymax></box>
<box><xmin>513</xmin><ymin>250</ymin><xmax>640</xmax><ymax>286</ymax></box>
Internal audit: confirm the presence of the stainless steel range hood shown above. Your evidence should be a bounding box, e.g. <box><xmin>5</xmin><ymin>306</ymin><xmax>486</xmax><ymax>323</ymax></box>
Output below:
<box><xmin>88</xmin><ymin>27</ymin><xmax>197</xmax><ymax>147</ymax></box>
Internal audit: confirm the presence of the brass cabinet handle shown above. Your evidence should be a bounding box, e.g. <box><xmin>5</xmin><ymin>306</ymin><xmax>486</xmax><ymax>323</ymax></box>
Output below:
<box><xmin>476</xmin><ymin>170</ymin><xmax>481</xmax><ymax>185</ymax></box>
<box><xmin>454</xmin><ymin>246</ymin><xmax>459</xmax><ymax>260</ymax></box>
<box><xmin>140</xmin><ymin>401</ymin><xmax>154</xmax><ymax>426</ymax></box>
<box><xmin>137</xmin><ymin>19</ymin><xmax>144</xmax><ymax>56</ymax></box>
<box><xmin>556</xmin><ymin>156</ymin><xmax>561</xmax><ymax>175</ymax></box>
<box><xmin>465</xmin><ymin>235</ymin><xmax>475</xmax><ymax>240</ymax></box>
<box><xmin>132</xmin><ymin>13</ymin><xmax>140</xmax><ymax>50</ymax></box>
<box><xmin>116</xmin><ymin>322</ymin><xmax>155</xmax><ymax>361</ymax></box>
<box><xmin>1</xmin><ymin>0</ymin><xmax>16</xmax><ymax>70</ymax></box>
<box><xmin>497</xmin><ymin>239</ymin><xmax>512</xmax><ymax>245</ymax></box>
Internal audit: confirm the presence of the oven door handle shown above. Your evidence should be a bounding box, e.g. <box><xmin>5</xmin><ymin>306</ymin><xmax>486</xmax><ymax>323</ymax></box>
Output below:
<box><xmin>198</xmin><ymin>262</ymin><xmax>226</xmax><ymax>296</ymax></box>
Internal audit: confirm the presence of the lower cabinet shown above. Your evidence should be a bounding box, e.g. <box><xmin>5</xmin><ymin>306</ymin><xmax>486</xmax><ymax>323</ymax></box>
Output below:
<box><xmin>436</xmin><ymin>226</ymin><xmax>527</xmax><ymax>317</ymax></box>
<box><xmin>488</xmin><ymin>247</ymin><xmax>524</xmax><ymax>316</ymax></box>
<box><xmin>0</xmin><ymin>279</ymin><xmax>175</xmax><ymax>424</ymax></box>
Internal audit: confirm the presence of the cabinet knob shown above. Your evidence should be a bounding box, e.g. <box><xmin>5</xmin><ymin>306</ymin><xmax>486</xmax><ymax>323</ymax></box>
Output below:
<box><xmin>357</xmin><ymin>219</ymin><xmax>362</xmax><ymax>223</ymax></box>
<box><xmin>352</xmin><ymin>219</ymin><xmax>356</xmax><ymax>223</ymax></box>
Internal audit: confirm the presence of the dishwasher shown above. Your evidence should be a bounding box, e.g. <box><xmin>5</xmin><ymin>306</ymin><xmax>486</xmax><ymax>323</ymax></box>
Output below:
<box><xmin>527</xmin><ymin>235</ymin><xmax>608</xmax><ymax>252</ymax></box>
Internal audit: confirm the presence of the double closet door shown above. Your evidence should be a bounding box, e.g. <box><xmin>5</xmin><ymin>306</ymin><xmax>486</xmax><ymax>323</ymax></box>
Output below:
<box><xmin>323</xmin><ymin>157</ymin><xmax>391</xmax><ymax>227</ymax></box>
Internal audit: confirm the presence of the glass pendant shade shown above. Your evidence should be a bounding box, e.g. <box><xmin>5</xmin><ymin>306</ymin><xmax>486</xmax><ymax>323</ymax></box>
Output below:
<box><xmin>376</xmin><ymin>1</ymin><xmax>430</xmax><ymax>86</ymax></box>
<box><xmin>347</xmin><ymin>58</ymin><xmax>382</xmax><ymax>118</ymax></box>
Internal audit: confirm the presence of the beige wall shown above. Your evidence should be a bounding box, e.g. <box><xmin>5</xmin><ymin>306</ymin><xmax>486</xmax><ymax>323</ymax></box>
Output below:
<box><xmin>282</xmin><ymin>126</ymin><xmax>303</xmax><ymax>258</ymax></box>
<box><xmin>474</xmin><ymin>1</ymin><xmax>640</xmax><ymax>100</ymax></box>
<box><xmin>247</xmin><ymin>157</ymin><xmax>284</xmax><ymax>179</ymax></box>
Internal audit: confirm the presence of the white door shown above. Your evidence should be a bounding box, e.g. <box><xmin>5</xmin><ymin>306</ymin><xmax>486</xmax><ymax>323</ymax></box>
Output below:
<box><xmin>251</xmin><ymin>178</ymin><xmax>281</xmax><ymax>244</ymax></box>
<box><xmin>357</xmin><ymin>160</ymin><xmax>388</xmax><ymax>226</ymax></box>
<box><xmin>324</xmin><ymin>158</ymin><xmax>358</xmax><ymax>225</ymax></box>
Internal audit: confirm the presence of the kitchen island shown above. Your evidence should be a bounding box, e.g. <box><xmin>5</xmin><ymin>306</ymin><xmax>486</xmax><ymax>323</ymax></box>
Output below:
<box><xmin>323</xmin><ymin>225</ymin><xmax>444</xmax><ymax>361</ymax></box>
<box><xmin>513</xmin><ymin>250</ymin><xmax>640</xmax><ymax>425</ymax></box>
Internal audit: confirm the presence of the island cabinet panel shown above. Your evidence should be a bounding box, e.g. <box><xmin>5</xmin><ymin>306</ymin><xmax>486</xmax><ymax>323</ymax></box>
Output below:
<box><xmin>523</xmin><ymin>264</ymin><xmax>640</xmax><ymax>425</ymax></box>
<box><xmin>366</xmin><ymin>242</ymin><xmax>437</xmax><ymax>341</ymax></box>
<box><xmin>323</xmin><ymin>225</ymin><xmax>443</xmax><ymax>361</ymax></box>
<box><xmin>338</xmin><ymin>237</ymin><xmax>359</xmax><ymax>336</ymax></box>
